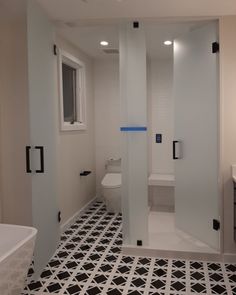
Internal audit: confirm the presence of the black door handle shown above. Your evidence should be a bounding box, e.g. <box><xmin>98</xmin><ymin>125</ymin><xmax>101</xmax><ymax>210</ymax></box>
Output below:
<box><xmin>173</xmin><ymin>141</ymin><xmax>179</xmax><ymax>160</ymax></box>
<box><xmin>26</xmin><ymin>146</ymin><xmax>32</xmax><ymax>173</ymax></box>
<box><xmin>35</xmin><ymin>146</ymin><xmax>44</xmax><ymax>173</ymax></box>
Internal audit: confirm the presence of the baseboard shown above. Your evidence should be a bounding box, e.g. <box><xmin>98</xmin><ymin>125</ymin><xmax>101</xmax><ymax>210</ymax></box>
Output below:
<box><xmin>122</xmin><ymin>245</ymin><xmax>222</xmax><ymax>262</ymax></box>
<box><xmin>150</xmin><ymin>205</ymin><xmax>175</xmax><ymax>212</ymax></box>
<box><xmin>122</xmin><ymin>245</ymin><xmax>236</xmax><ymax>263</ymax></box>
<box><xmin>222</xmin><ymin>253</ymin><xmax>236</xmax><ymax>263</ymax></box>
<box><xmin>60</xmin><ymin>196</ymin><xmax>97</xmax><ymax>233</ymax></box>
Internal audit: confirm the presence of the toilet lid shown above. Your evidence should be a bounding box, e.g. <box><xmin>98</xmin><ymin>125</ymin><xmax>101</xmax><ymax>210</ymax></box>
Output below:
<box><xmin>102</xmin><ymin>173</ymin><xmax>121</xmax><ymax>188</ymax></box>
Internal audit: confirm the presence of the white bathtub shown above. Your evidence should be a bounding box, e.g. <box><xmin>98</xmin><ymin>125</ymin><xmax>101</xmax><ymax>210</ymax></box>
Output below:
<box><xmin>0</xmin><ymin>224</ymin><xmax>37</xmax><ymax>295</ymax></box>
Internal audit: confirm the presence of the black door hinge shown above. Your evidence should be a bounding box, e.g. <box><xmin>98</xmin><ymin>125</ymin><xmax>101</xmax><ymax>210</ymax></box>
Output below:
<box><xmin>133</xmin><ymin>21</ymin><xmax>139</xmax><ymax>29</ymax></box>
<box><xmin>212</xmin><ymin>42</ymin><xmax>219</xmax><ymax>53</ymax></box>
<box><xmin>213</xmin><ymin>219</ymin><xmax>220</xmax><ymax>231</ymax></box>
<box><xmin>53</xmin><ymin>44</ymin><xmax>57</xmax><ymax>56</ymax></box>
<box><xmin>137</xmin><ymin>240</ymin><xmax>142</xmax><ymax>246</ymax></box>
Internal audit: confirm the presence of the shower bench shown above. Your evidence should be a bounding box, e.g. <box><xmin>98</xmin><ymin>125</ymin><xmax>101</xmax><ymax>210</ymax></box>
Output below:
<box><xmin>148</xmin><ymin>173</ymin><xmax>175</xmax><ymax>187</ymax></box>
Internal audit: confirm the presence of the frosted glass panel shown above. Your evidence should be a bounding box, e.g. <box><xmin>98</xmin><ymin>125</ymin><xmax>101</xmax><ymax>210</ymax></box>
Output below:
<box><xmin>27</xmin><ymin>1</ymin><xmax>60</xmax><ymax>277</ymax></box>
<box><xmin>174</xmin><ymin>22</ymin><xmax>219</xmax><ymax>250</ymax></box>
<box><xmin>120</xmin><ymin>23</ymin><xmax>148</xmax><ymax>246</ymax></box>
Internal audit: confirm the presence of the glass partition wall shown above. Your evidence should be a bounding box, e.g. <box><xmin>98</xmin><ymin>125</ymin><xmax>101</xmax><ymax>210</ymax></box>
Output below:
<box><xmin>120</xmin><ymin>20</ymin><xmax>220</xmax><ymax>253</ymax></box>
<box><xmin>119</xmin><ymin>23</ymin><xmax>149</xmax><ymax>246</ymax></box>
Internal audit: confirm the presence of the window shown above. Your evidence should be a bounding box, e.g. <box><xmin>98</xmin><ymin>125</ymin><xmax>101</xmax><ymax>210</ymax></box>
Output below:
<box><xmin>58</xmin><ymin>49</ymin><xmax>86</xmax><ymax>131</ymax></box>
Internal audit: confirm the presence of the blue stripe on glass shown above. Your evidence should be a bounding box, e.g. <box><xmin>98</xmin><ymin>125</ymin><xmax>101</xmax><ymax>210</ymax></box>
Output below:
<box><xmin>120</xmin><ymin>127</ymin><xmax>147</xmax><ymax>132</ymax></box>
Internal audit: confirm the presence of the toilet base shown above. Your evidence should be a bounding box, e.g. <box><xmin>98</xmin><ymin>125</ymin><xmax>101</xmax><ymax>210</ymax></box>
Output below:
<box><xmin>103</xmin><ymin>188</ymin><xmax>121</xmax><ymax>214</ymax></box>
<box><xmin>101</xmin><ymin>173</ymin><xmax>121</xmax><ymax>214</ymax></box>
<box><xmin>105</xmin><ymin>198</ymin><xmax>121</xmax><ymax>214</ymax></box>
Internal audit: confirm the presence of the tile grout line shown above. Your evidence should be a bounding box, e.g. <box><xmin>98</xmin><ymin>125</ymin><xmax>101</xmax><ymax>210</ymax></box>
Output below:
<box><xmin>122</xmin><ymin>256</ymin><xmax>139</xmax><ymax>294</ymax></box>
<box><xmin>165</xmin><ymin>258</ymin><xmax>172</xmax><ymax>294</ymax></box>
<box><xmin>79</xmin><ymin>218</ymin><xmax>122</xmax><ymax>295</ymax></box>
<box><xmin>59</xmin><ymin>208</ymin><xmax>120</xmax><ymax>294</ymax></box>
<box><xmin>143</xmin><ymin>257</ymin><xmax>155</xmax><ymax>295</ymax></box>
<box><xmin>203</xmin><ymin>261</ymin><xmax>212</xmax><ymax>295</ymax></box>
<box><xmin>221</xmin><ymin>262</ymin><xmax>233</xmax><ymax>295</ymax></box>
<box><xmin>100</xmin><ymin>253</ymin><xmax>123</xmax><ymax>295</ymax></box>
<box><xmin>98</xmin><ymin>223</ymin><xmax>125</xmax><ymax>294</ymax></box>
<box><xmin>32</xmin><ymin>203</ymin><xmax>106</xmax><ymax>293</ymax></box>
<box><xmin>185</xmin><ymin>259</ymin><xmax>191</xmax><ymax>294</ymax></box>
<box><xmin>57</xmin><ymin>202</ymin><xmax>105</xmax><ymax>250</ymax></box>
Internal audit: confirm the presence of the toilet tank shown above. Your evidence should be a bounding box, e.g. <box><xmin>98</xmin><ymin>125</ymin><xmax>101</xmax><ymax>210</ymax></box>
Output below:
<box><xmin>105</xmin><ymin>158</ymin><xmax>121</xmax><ymax>173</ymax></box>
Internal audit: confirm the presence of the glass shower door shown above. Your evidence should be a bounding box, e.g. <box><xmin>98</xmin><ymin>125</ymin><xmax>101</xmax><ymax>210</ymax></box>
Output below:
<box><xmin>174</xmin><ymin>22</ymin><xmax>220</xmax><ymax>250</ymax></box>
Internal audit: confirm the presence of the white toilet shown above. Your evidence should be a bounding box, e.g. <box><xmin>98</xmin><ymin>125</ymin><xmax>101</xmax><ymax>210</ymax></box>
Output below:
<box><xmin>101</xmin><ymin>158</ymin><xmax>121</xmax><ymax>213</ymax></box>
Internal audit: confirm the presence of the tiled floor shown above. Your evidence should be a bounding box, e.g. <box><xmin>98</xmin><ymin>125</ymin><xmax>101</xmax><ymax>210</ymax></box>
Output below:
<box><xmin>22</xmin><ymin>201</ymin><xmax>236</xmax><ymax>295</ymax></box>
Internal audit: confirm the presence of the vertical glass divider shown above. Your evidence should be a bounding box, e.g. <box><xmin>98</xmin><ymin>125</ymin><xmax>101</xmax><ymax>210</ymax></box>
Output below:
<box><xmin>119</xmin><ymin>23</ymin><xmax>149</xmax><ymax>246</ymax></box>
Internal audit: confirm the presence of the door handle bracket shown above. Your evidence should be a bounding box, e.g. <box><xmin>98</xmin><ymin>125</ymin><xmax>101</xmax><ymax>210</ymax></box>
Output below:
<box><xmin>35</xmin><ymin>146</ymin><xmax>44</xmax><ymax>173</ymax></box>
<box><xmin>173</xmin><ymin>141</ymin><xmax>179</xmax><ymax>160</ymax></box>
<box><xmin>26</xmin><ymin>146</ymin><xmax>32</xmax><ymax>173</ymax></box>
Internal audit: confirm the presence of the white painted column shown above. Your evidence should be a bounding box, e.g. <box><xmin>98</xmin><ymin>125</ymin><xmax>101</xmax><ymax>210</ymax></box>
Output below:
<box><xmin>119</xmin><ymin>23</ymin><xmax>148</xmax><ymax>246</ymax></box>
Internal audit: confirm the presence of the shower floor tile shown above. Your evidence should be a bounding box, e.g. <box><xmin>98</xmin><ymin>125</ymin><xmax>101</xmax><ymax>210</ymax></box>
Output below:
<box><xmin>148</xmin><ymin>211</ymin><xmax>217</xmax><ymax>253</ymax></box>
<box><xmin>22</xmin><ymin>201</ymin><xmax>236</xmax><ymax>295</ymax></box>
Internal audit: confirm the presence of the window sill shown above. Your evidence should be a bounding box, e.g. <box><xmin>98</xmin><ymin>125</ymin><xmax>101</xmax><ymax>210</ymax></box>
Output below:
<box><xmin>61</xmin><ymin>122</ymin><xmax>86</xmax><ymax>131</ymax></box>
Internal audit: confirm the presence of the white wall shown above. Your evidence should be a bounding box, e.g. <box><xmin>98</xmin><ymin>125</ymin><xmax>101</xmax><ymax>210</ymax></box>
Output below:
<box><xmin>55</xmin><ymin>36</ymin><xmax>96</xmax><ymax>224</ymax></box>
<box><xmin>94</xmin><ymin>59</ymin><xmax>121</xmax><ymax>198</ymax></box>
<box><xmin>219</xmin><ymin>16</ymin><xmax>236</xmax><ymax>255</ymax></box>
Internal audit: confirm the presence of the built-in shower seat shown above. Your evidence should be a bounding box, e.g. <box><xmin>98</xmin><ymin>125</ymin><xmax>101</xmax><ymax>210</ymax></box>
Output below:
<box><xmin>148</xmin><ymin>173</ymin><xmax>175</xmax><ymax>187</ymax></box>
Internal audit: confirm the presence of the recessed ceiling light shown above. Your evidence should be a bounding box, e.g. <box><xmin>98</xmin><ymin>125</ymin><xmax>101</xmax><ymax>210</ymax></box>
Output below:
<box><xmin>164</xmin><ymin>40</ymin><xmax>172</xmax><ymax>46</ymax></box>
<box><xmin>100</xmin><ymin>41</ymin><xmax>109</xmax><ymax>46</ymax></box>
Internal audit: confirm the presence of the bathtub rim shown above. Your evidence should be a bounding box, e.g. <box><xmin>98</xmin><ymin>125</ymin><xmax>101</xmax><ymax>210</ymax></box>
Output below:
<box><xmin>0</xmin><ymin>223</ymin><xmax>37</xmax><ymax>263</ymax></box>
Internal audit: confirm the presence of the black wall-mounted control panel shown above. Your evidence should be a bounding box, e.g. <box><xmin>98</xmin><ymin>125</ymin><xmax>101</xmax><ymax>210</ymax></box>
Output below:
<box><xmin>156</xmin><ymin>134</ymin><xmax>162</xmax><ymax>143</ymax></box>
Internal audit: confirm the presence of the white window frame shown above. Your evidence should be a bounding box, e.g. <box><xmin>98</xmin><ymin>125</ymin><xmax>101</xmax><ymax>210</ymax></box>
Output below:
<box><xmin>58</xmin><ymin>48</ymin><xmax>86</xmax><ymax>131</ymax></box>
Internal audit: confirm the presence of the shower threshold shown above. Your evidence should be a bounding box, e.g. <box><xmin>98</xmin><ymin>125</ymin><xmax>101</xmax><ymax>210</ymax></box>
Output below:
<box><xmin>122</xmin><ymin>210</ymin><xmax>221</xmax><ymax>262</ymax></box>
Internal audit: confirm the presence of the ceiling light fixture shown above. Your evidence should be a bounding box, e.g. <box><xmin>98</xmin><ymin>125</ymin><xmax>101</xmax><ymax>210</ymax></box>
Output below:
<box><xmin>100</xmin><ymin>41</ymin><xmax>109</xmax><ymax>46</ymax></box>
<box><xmin>164</xmin><ymin>40</ymin><xmax>172</xmax><ymax>46</ymax></box>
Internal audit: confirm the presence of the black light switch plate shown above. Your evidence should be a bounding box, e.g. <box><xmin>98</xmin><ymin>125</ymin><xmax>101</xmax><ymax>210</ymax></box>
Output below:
<box><xmin>156</xmin><ymin>134</ymin><xmax>162</xmax><ymax>143</ymax></box>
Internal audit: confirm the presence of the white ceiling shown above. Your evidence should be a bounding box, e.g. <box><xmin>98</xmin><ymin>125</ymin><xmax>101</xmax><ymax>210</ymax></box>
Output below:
<box><xmin>57</xmin><ymin>24</ymin><xmax>119</xmax><ymax>59</ymax></box>
<box><xmin>56</xmin><ymin>22</ymin><xmax>201</xmax><ymax>60</ymax></box>
<box><xmin>37</xmin><ymin>0</ymin><xmax>236</xmax><ymax>21</ymax></box>
<box><xmin>36</xmin><ymin>0</ymin><xmax>228</xmax><ymax>60</ymax></box>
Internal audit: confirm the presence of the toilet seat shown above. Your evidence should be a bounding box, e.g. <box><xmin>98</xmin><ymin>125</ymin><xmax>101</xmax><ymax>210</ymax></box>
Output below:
<box><xmin>101</xmin><ymin>173</ymin><xmax>121</xmax><ymax>189</ymax></box>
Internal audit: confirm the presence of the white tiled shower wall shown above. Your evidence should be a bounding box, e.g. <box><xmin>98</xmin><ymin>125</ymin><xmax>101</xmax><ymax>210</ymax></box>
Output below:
<box><xmin>147</xmin><ymin>59</ymin><xmax>174</xmax><ymax>210</ymax></box>
<box><xmin>147</xmin><ymin>59</ymin><xmax>174</xmax><ymax>175</ymax></box>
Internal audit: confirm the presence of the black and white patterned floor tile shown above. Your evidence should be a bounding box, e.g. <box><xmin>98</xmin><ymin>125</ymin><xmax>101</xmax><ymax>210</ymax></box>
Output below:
<box><xmin>22</xmin><ymin>201</ymin><xmax>236</xmax><ymax>295</ymax></box>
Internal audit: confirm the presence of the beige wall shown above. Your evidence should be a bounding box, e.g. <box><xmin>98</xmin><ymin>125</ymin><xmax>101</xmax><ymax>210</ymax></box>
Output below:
<box><xmin>55</xmin><ymin>36</ymin><xmax>96</xmax><ymax>225</ymax></box>
<box><xmin>0</xmin><ymin>26</ymin><xmax>96</xmax><ymax>227</ymax></box>
<box><xmin>0</xmin><ymin>20</ymin><xmax>32</xmax><ymax>225</ymax></box>
<box><xmin>94</xmin><ymin>59</ymin><xmax>121</xmax><ymax>198</ymax></box>
<box><xmin>219</xmin><ymin>16</ymin><xmax>236</xmax><ymax>254</ymax></box>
